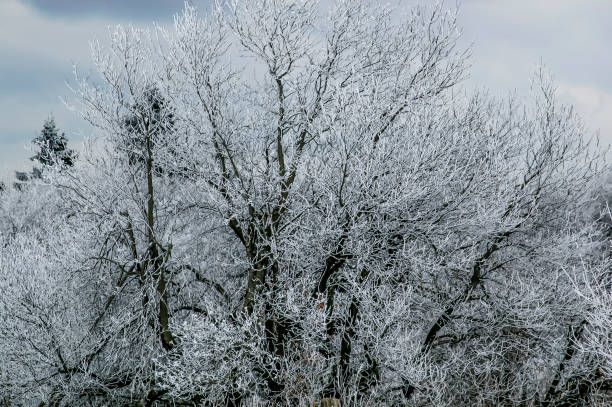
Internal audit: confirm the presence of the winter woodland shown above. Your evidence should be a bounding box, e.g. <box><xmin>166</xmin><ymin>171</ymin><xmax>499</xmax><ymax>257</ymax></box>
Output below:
<box><xmin>1</xmin><ymin>1</ymin><xmax>612</xmax><ymax>406</ymax></box>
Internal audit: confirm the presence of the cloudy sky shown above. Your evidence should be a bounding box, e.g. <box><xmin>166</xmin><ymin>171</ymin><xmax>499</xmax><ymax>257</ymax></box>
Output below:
<box><xmin>1</xmin><ymin>0</ymin><xmax>611</xmax><ymax>184</ymax></box>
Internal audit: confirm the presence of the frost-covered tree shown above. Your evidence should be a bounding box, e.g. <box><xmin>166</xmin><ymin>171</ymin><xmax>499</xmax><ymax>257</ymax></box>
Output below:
<box><xmin>120</xmin><ymin>86</ymin><xmax>176</xmax><ymax>171</ymax></box>
<box><xmin>32</xmin><ymin>116</ymin><xmax>76</xmax><ymax>168</ymax></box>
<box><xmin>1</xmin><ymin>1</ymin><xmax>610</xmax><ymax>406</ymax></box>
<box><xmin>12</xmin><ymin>117</ymin><xmax>77</xmax><ymax>189</ymax></box>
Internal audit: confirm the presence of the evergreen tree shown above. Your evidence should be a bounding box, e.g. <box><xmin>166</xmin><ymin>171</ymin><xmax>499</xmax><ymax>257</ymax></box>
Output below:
<box><xmin>122</xmin><ymin>87</ymin><xmax>175</xmax><ymax>168</ymax></box>
<box><xmin>31</xmin><ymin>116</ymin><xmax>76</xmax><ymax>168</ymax></box>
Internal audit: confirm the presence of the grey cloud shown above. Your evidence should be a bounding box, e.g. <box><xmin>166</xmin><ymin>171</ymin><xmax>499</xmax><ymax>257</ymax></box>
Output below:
<box><xmin>0</xmin><ymin>51</ymin><xmax>69</xmax><ymax>95</ymax></box>
<box><xmin>21</xmin><ymin>0</ymin><xmax>212</xmax><ymax>20</ymax></box>
<box><xmin>456</xmin><ymin>0</ymin><xmax>612</xmax><ymax>93</ymax></box>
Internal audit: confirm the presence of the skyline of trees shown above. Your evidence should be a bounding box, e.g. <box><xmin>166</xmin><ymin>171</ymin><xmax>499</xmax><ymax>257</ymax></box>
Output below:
<box><xmin>1</xmin><ymin>1</ymin><xmax>612</xmax><ymax>406</ymax></box>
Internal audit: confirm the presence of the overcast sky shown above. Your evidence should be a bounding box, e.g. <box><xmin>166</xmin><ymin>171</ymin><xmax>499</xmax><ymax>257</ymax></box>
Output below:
<box><xmin>1</xmin><ymin>0</ymin><xmax>611</xmax><ymax>184</ymax></box>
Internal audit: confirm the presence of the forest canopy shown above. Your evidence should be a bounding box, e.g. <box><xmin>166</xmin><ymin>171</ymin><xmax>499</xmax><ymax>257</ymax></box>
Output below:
<box><xmin>1</xmin><ymin>1</ymin><xmax>611</xmax><ymax>406</ymax></box>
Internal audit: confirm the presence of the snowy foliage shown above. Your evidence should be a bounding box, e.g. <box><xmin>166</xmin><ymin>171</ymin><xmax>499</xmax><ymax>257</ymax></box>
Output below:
<box><xmin>31</xmin><ymin>117</ymin><xmax>76</xmax><ymax>168</ymax></box>
<box><xmin>1</xmin><ymin>1</ymin><xmax>611</xmax><ymax>406</ymax></box>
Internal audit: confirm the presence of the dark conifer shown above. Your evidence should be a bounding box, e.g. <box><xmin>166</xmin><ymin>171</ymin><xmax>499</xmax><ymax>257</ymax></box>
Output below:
<box><xmin>31</xmin><ymin>116</ymin><xmax>76</xmax><ymax>168</ymax></box>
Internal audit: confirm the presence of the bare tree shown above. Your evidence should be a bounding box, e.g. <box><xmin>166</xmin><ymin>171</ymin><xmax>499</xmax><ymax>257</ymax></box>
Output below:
<box><xmin>0</xmin><ymin>1</ymin><xmax>608</xmax><ymax>406</ymax></box>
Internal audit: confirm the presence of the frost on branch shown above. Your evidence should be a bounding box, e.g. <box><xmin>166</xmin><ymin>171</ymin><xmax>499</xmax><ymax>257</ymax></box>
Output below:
<box><xmin>0</xmin><ymin>1</ymin><xmax>610</xmax><ymax>406</ymax></box>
